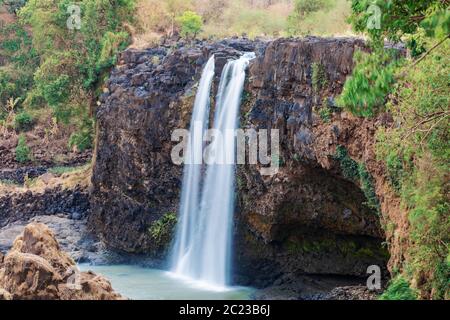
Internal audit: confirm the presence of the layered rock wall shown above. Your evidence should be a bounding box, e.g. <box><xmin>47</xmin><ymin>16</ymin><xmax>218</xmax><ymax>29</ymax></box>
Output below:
<box><xmin>90</xmin><ymin>38</ymin><xmax>389</xmax><ymax>286</ymax></box>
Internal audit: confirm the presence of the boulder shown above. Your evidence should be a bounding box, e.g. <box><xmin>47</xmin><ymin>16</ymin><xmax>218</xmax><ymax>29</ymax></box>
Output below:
<box><xmin>0</xmin><ymin>223</ymin><xmax>123</xmax><ymax>300</ymax></box>
<box><xmin>0</xmin><ymin>288</ymin><xmax>12</xmax><ymax>300</ymax></box>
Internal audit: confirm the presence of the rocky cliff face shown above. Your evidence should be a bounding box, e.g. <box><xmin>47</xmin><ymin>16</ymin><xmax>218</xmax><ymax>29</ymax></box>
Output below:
<box><xmin>90</xmin><ymin>38</ymin><xmax>263</xmax><ymax>254</ymax></box>
<box><xmin>90</xmin><ymin>37</ymin><xmax>389</xmax><ymax>287</ymax></box>
<box><xmin>234</xmin><ymin>38</ymin><xmax>389</xmax><ymax>286</ymax></box>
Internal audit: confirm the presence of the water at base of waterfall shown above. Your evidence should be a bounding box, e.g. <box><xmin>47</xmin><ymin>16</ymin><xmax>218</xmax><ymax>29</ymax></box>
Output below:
<box><xmin>79</xmin><ymin>264</ymin><xmax>254</xmax><ymax>300</ymax></box>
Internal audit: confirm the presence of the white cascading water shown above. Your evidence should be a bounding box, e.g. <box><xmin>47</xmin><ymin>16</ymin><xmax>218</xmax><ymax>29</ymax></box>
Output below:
<box><xmin>171</xmin><ymin>53</ymin><xmax>255</xmax><ymax>289</ymax></box>
<box><xmin>170</xmin><ymin>55</ymin><xmax>215</xmax><ymax>282</ymax></box>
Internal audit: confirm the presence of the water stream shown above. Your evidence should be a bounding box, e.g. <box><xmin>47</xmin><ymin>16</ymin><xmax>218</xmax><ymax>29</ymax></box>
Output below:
<box><xmin>78</xmin><ymin>264</ymin><xmax>254</xmax><ymax>300</ymax></box>
<box><xmin>171</xmin><ymin>53</ymin><xmax>255</xmax><ymax>289</ymax></box>
<box><xmin>79</xmin><ymin>54</ymin><xmax>257</xmax><ymax>300</ymax></box>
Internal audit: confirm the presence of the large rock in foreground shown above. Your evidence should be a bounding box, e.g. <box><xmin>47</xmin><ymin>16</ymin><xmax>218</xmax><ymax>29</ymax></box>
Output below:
<box><xmin>0</xmin><ymin>223</ymin><xmax>123</xmax><ymax>300</ymax></box>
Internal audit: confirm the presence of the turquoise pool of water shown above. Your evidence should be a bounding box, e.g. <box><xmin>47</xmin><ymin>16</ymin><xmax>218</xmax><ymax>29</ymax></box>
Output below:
<box><xmin>78</xmin><ymin>264</ymin><xmax>254</xmax><ymax>300</ymax></box>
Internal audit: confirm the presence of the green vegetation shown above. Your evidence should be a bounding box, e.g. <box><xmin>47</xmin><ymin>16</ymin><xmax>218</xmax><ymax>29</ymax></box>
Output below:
<box><xmin>358</xmin><ymin>163</ymin><xmax>380</xmax><ymax>213</ymax></box>
<box><xmin>286</xmin><ymin>236</ymin><xmax>388</xmax><ymax>261</ymax></box>
<box><xmin>15</xmin><ymin>133</ymin><xmax>30</xmax><ymax>163</ymax></box>
<box><xmin>317</xmin><ymin>98</ymin><xmax>340</xmax><ymax>123</ymax></box>
<box><xmin>48</xmin><ymin>163</ymin><xmax>91</xmax><ymax>175</ymax></box>
<box><xmin>148</xmin><ymin>212</ymin><xmax>178</xmax><ymax>248</ymax></box>
<box><xmin>379</xmin><ymin>276</ymin><xmax>417</xmax><ymax>300</ymax></box>
<box><xmin>376</xmin><ymin>43</ymin><xmax>449</xmax><ymax>299</ymax></box>
<box><xmin>1</xmin><ymin>0</ymin><xmax>135</xmax><ymax>151</ymax></box>
<box><xmin>135</xmin><ymin>0</ymin><xmax>351</xmax><ymax>41</ymax></box>
<box><xmin>337</xmin><ymin>50</ymin><xmax>399</xmax><ymax>117</ymax></box>
<box><xmin>176</xmin><ymin>10</ymin><xmax>202</xmax><ymax>39</ymax></box>
<box><xmin>311</xmin><ymin>62</ymin><xmax>327</xmax><ymax>93</ymax></box>
<box><xmin>14</xmin><ymin>110</ymin><xmax>33</xmax><ymax>131</ymax></box>
<box><xmin>287</xmin><ymin>0</ymin><xmax>332</xmax><ymax>34</ymax></box>
<box><xmin>287</xmin><ymin>0</ymin><xmax>350</xmax><ymax>36</ymax></box>
<box><xmin>68</xmin><ymin>115</ymin><xmax>94</xmax><ymax>152</ymax></box>
<box><xmin>333</xmin><ymin>145</ymin><xmax>359</xmax><ymax>181</ymax></box>
<box><xmin>343</xmin><ymin>0</ymin><xmax>449</xmax><ymax>299</ymax></box>
<box><xmin>318</xmin><ymin>106</ymin><xmax>331</xmax><ymax>123</ymax></box>
<box><xmin>334</xmin><ymin>146</ymin><xmax>380</xmax><ymax>214</ymax></box>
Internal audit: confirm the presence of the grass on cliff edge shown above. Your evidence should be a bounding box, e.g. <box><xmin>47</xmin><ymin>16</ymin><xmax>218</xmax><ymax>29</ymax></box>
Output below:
<box><xmin>0</xmin><ymin>164</ymin><xmax>91</xmax><ymax>194</ymax></box>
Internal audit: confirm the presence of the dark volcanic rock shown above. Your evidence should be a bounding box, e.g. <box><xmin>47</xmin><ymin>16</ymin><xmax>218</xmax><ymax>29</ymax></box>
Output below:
<box><xmin>91</xmin><ymin>37</ymin><xmax>389</xmax><ymax>287</ymax></box>
<box><xmin>0</xmin><ymin>186</ymin><xmax>90</xmax><ymax>228</ymax></box>
<box><xmin>90</xmin><ymin>40</ymin><xmax>262</xmax><ymax>255</ymax></box>
<box><xmin>233</xmin><ymin>37</ymin><xmax>388</xmax><ymax>286</ymax></box>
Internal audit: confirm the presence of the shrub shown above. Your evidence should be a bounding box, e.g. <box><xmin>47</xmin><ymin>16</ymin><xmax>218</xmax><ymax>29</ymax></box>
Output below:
<box><xmin>68</xmin><ymin>116</ymin><xmax>94</xmax><ymax>152</ymax></box>
<box><xmin>337</xmin><ymin>50</ymin><xmax>399</xmax><ymax>117</ymax></box>
<box><xmin>311</xmin><ymin>62</ymin><xmax>327</xmax><ymax>93</ymax></box>
<box><xmin>358</xmin><ymin>163</ymin><xmax>380</xmax><ymax>213</ymax></box>
<box><xmin>379</xmin><ymin>276</ymin><xmax>417</xmax><ymax>300</ymax></box>
<box><xmin>292</xmin><ymin>0</ymin><xmax>332</xmax><ymax>17</ymax></box>
<box><xmin>334</xmin><ymin>145</ymin><xmax>359</xmax><ymax>181</ymax></box>
<box><xmin>148</xmin><ymin>212</ymin><xmax>177</xmax><ymax>248</ymax></box>
<box><xmin>334</xmin><ymin>146</ymin><xmax>380</xmax><ymax>214</ymax></box>
<box><xmin>375</xmin><ymin>42</ymin><xmax>449</xmax><ymax>299</ymax></box>
<box><xmin>14</xmin><ymin>111</ymin><xmax>33</xmax><ymax>131</ymax></box>
<box><xmin>15</xmin><ymin>134</ymin><xmax>31</xmax><ymax>163</ymax></box>
<box><xmin>176</xmin><ymin>11</ymin><xmax>203</xmax><ymax>39</ymax></box>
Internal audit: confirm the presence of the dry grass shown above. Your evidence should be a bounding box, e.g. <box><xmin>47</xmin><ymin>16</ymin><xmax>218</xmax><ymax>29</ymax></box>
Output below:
<box><xmin>287</xmin><ymin>0</ymin><xmax>353</xmax><ymax>37</ymax></box>
<box><xmin>131</xmin><ymin>0</ymin><xmax>353</xmax><ymax>47</ymax></box>
<box><xmin>0</xmin><ymin>163</ymin><xmax>92</xmax><ymax>194</ymax></box>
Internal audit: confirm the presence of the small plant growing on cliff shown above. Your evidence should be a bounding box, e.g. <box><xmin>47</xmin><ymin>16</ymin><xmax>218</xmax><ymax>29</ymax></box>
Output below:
<box><xmin>176</xmin><ymin>11</ymin><xmax>203</xmax><ymax>39</ymax></box>
<box><xmin>333</xmin><ymin>145</ymin><xmax>359</xmax><ymax>181</ymax></box>
<box><xmin>15</xmin><ymin>133</ymin><xmax>31</xmax><ymax>163</ymax></box>
<box><xmin>334</xmin><ymin>146</ymin><xmax>380</xmax><ymax>214</ymax></box>
<box><xmin>148</xmin><ymin>212</ymin><xmax>178</xmax><ymax>248</ymax></box>
<box><xmin>318</xmin><ymin>98</ymin><xmax>334</xmax><ymax>122</ymax></box>
<box><xmin>379</xmin><ymin>276</ymin><xmax>417</xmax><ymax>300</ymax></box>
<box><xmin>311</xmin><ymin>62</ymin><xmax>328</xmax><ymax>93</ymax></box>
<box><xmin>358</xmin><ymin>163</ymin><xmax>380</xmax><ymax>213</ymax></box>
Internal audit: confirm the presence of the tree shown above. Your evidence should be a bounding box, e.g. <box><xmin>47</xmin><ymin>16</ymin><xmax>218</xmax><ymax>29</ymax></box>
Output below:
<box><xmin>165</xmin><ymin>0</ymin><xmax>193</xmax><ymax>36</ymax></box>
<box><xmin>176</xmin><ymin>11</ymin><xmax>203</xmax><ymax>39</ymax></box>
<box><xmin>348</xmin><ymin>0</ymin><xmax>450</xmax><ymax>46</ymax></box>
<box><xmin>287</xmin><ymin>0</ymin><xmax>334</xmax><ymax>35</ymax></box>
<box><xmin>292</xmin><ymin>0</ymin><xmax>332</xmax><ymax>17</ymax></box>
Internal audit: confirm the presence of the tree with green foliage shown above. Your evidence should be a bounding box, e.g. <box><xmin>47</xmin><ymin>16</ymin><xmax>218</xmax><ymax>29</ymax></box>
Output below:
<box><xmin>166</xmin><ymin>0</ymin><xmax>193</xmax><ymax>36</ymax></box>
<box><xmin>337</xmin><ymin>49</ymin><xmax>400</xmax><ymax>117</ymax></box>
<box><xmin>287</xmin><ymin>0</ymin><xmax>333</xmax><ymax>35</ymax></box>
<box><xmin>176</xmin><ymin>10</ymin><xmax>203</xmax><ymax>39</ymax></box>
<box><xmin>348</xmin><ymin>0</ymin><xmax>450</xmax><ymax>46</ymax></box>
<box><xmin>3</xmin><ymin>0</ymin><xmax>136</xmax><ymax>151</ymax></box>
<box><xmin>292</xmin><ymin>0</ymin><xmax>333</xmax><ymax>17</ymax></box>
<box><xmin>15</xmin><ymin>133</ymin><xmax>30</xmax><ymax>163</ymax></box>
<box><xmin>342</xmin><ymin>0</ymin><xmax>450</xmax><ymax>300</ymax></box>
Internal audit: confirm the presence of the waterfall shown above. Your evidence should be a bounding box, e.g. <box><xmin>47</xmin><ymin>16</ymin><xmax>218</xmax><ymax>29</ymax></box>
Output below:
<box><xmin>170</xmin><ymin>55</ymin><xmax>215</xmax><ymax>281</ymax></box>
<box><xmin>171</xmin><ymin>53</ymin><xmax>255</xmax><ymax>289</ymax></box>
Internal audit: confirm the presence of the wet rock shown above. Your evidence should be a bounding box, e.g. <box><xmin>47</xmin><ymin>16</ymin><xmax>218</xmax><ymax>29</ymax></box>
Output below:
<box><xmin>90</xmin><ymin>38</ymin><xmax>260</xmax><ymax>255</ymax></box>
<box><xmin>90</xmin><ymin>37</ymin><xmax>388</xmax><ymax>288</ymax></box>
